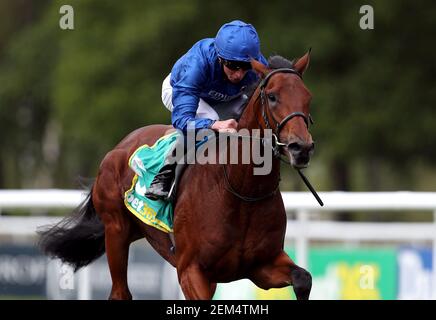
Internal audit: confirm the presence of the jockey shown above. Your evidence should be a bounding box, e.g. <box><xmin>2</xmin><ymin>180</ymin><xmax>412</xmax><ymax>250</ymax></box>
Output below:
<box><xmin>145</xmin><ymin>20</ymin><xmax>268</xmax><ymax>201</ymax></box>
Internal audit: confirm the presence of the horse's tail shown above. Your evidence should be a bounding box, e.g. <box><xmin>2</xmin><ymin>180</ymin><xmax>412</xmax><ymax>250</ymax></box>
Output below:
<box><xmin>37</xmin><ymin>187</ymin><xmax>105</xmax><ymax>271</ymax></box>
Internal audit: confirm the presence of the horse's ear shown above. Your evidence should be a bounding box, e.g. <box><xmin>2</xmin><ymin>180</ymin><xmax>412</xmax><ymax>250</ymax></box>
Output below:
<box><xmin>251</xmin><ymin>59</ymin><xmax>269</xmax><ymax>78</ymax></box>
<box><xmin>293</xmin><ymin>48</ymin><xmax>311</xmax><ymax>75</ymax></box>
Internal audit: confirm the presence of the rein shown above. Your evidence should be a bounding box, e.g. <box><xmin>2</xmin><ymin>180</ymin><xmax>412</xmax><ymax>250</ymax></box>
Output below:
<box><xmin>222</xmin><ymin>67</ymin><xmax>324</xmax><ymax>206</ymax></box>
<box><xmin>222</xmin><ymin>164</ymin><xmax>280</xmax><ymax>202</ymax></box>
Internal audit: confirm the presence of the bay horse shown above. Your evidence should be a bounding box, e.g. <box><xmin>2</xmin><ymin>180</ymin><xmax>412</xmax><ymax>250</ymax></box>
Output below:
<box><xmin>38</xmin><ymin>51</ymin><xmax>315</xmax><ymax>300</ymax></box>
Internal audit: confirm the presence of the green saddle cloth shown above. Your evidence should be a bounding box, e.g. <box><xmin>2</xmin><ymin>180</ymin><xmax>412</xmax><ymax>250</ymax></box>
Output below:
<box><xmin>124</xmin><ymin>132</ymin><xmax>179</xmax><ymax>233</ymax></box>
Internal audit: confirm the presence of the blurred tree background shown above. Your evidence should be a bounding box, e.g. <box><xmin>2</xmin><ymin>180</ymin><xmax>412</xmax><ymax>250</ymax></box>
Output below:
<box><xmin>0</xmin><ymin>0</ymin><xmax>435</xmax><ymax>195</ymax></box>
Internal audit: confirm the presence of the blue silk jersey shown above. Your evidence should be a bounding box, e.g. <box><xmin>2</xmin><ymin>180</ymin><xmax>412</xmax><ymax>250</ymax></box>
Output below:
<box><xmin>170</xmin><ymin>38</ymin><xmax>268</xmax><ymax>133</ymax></box>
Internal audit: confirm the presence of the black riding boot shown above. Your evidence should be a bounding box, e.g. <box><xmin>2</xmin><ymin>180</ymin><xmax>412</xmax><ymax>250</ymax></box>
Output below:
<box><xmin>144</xmin><ymin>163</ymin><xmax>177</xmax><ymax>201</ymax></box>
<box><xmin>144</xmin><ymin>134</ymin><xmax>185</xmax><ymax>201</ymax></box>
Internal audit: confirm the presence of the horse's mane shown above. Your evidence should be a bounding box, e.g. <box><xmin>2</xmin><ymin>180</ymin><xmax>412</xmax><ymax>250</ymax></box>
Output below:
<box><xmin>268</xmin><ymin>55</ymin><xmax>294</xmax><ymax>69</ymax></box>
<box><xmin>244</xmin><ymin>55</ymin><xmax>295</xmax><ymax>98</ymax></box>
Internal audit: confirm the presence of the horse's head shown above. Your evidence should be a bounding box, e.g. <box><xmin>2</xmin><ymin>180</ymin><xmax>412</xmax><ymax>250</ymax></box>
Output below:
<box><xmin>251</xmin><ymin>51</ymin><xmax>314</xmax><ymax>169</ymax></box>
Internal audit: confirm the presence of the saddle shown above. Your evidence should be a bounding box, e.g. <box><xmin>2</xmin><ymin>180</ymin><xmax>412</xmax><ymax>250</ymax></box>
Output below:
<box><xmin>212</xmin><ymin>91</ymin><xmax>249</xmax><ymax>120</ymax></box>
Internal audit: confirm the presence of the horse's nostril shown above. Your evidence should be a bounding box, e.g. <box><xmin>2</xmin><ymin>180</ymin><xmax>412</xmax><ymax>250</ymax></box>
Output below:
<box><xmin>288</xmin><ymin>142</ymin><xmax>301</xmax><ymax>152</ymax></box>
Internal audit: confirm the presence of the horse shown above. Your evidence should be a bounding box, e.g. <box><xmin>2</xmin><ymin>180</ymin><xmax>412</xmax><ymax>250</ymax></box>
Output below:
<box><xmin>38</xmin><ymin>51</ymin><xmax>315</xmax><ymax>300</ymax></box>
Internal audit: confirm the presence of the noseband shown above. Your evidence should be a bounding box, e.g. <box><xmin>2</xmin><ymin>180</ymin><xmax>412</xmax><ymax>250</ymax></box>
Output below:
<box><xmin>258</xmin><ymin>68</ymin><xmax>314</xmax><ymax>149</ymax></box>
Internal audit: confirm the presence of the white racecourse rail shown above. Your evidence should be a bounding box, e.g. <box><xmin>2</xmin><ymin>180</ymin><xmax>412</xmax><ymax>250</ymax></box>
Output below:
<box><xmin>1</xmin><ymin>189</ymin><xmax>436</xmax><ymax>299</ymax></box>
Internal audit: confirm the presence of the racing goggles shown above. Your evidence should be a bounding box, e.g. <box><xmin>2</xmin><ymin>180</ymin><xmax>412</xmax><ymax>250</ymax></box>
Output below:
<box><xmin>220</xmin><ymin>58</ymin><xmax>252</xmax><ymax>71</ymax></box>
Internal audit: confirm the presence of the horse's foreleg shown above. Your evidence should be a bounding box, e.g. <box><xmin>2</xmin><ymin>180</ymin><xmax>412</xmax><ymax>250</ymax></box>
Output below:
<box><xmin>105</xmin><ymin>219</ymin><xmax>133</xmax><ymax>300</ymax></box>
<box><xmin>178</xmin><ymin>264</ymin><xmax>215</xmax><ymax>300</ymax></box>
<box><xmin>249</xmin><ymin>251</ymin><xmax>312</xmax><ymax>300</ymax></box>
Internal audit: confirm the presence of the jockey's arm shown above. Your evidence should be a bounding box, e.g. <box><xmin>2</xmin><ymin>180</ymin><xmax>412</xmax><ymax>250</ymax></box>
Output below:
<box><xmin>171</xmin><ymin>90</ymin><xmax>215</xmax><ymax>134</ymax></box>
<box><xmin>170</xmin><ymin>52</ymin><xmax>217</xmax><ymax>134</ymax></box>
<box><xmin>171</xmin><ymin>57</ymin><xmax>238</xmax><ymax>133</ymax></box>
<box><xmin>170</xmin><ymin>47</ymin><xmax>266</xmax><ymax>134</ymax></box>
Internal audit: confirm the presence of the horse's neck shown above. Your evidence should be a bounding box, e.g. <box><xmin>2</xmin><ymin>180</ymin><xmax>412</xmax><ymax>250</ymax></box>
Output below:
<box><xmin>238</xmin><ymin>87</ymin><xmax>262</xmax><ymax>131</ymax></box>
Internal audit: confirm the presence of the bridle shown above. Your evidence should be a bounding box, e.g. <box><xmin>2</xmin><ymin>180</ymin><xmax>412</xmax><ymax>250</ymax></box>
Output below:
<box><xmin>258</xmin><ymin>68</ymin><xmax>314</xmax><ymax>157</ymax></box>
<box><xmin>222</xmin><ymin>67</ymin><xmax>323</xmax><ymax>206</ymax></box>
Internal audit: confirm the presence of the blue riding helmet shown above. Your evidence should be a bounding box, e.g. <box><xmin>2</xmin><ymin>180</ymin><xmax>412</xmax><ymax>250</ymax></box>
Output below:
<box><xmin>214</xmin><ymin>20</ymin><xmax>261</xmax><ymax>62</ymax></box>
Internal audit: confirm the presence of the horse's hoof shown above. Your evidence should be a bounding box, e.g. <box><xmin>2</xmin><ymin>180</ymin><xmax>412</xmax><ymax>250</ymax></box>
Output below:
<box><xmin>291</xmin><ymin>267</ymin><xmax>312</xmax><ymax>300</ymax></box>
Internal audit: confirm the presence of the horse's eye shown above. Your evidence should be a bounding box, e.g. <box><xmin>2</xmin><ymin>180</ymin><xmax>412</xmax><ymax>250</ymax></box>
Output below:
<box><xmin>267</xmin><ymin>93</ymin><xmax>277</xmax><ymax>103</ymax></box>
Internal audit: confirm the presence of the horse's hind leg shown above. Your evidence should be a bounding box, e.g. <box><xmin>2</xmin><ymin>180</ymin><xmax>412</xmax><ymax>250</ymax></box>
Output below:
<box><xmin>95</xmin><ymin>197</ymin><xmax>135</xmax><ymax>300</ymax></box>
<box><xmin>249</xmin><ymin>250</ymin><xmax>312</xmax><ymax>300</ymax></box>
<box><xmin>104</xmin><ymin>217</ymin><xmax>135</xmax><ymax>300</ymax></box>
<box><xmin>94</xmin><ymin>149</ymin><xmax>142</xmax><ymax>299</ymax></box>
